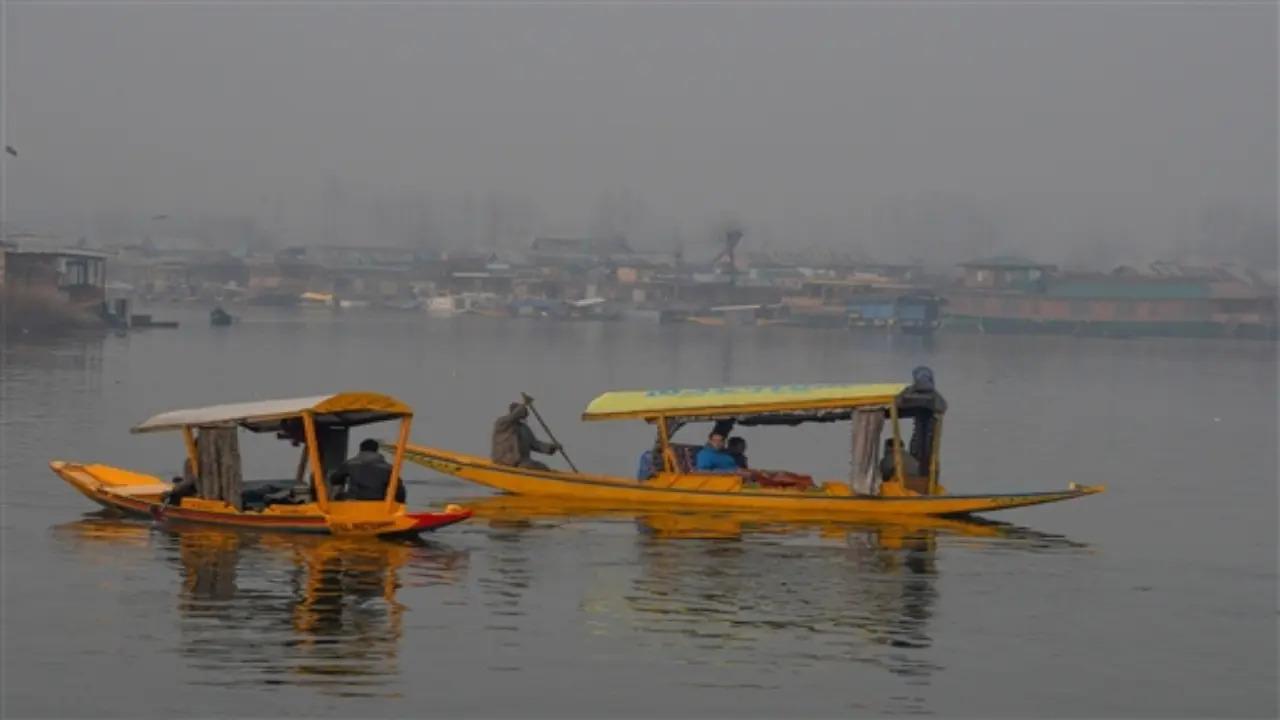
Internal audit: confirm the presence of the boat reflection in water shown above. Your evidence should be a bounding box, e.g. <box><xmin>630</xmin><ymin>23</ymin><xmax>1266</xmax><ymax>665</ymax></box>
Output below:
<box><xmin>54</xmin><ymin>515</ymin><xmax>469</xmax><ymax>698</ymax></box>
<box><xmin>464</xmin><ymin>495</ymin><xmax>1089</xmax><ymax>710</ymax></box>
<box><xmin>55</xmin><ymin>502</ymin><xmax>1089</xmax><ymax>714</ymax></box>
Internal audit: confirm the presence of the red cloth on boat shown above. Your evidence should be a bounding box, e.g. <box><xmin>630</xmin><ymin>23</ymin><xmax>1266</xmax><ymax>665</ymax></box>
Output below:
<box><xmin>749</xmin><ymin>470</ymin><xmax>814</xmax><ymax>490</ymax></box>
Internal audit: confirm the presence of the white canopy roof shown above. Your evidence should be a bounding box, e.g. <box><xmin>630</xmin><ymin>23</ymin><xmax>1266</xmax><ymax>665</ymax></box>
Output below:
<box><xmin>131</xmin><ymin>392</ymin><xmax>412</xmax><ymax>433</ymax></box>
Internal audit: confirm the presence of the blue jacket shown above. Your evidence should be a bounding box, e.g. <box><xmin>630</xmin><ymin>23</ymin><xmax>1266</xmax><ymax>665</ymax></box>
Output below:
<box><xmin>695</xmin><ymin>446</ymin><xmax>739</xmax><ymax>472</ymax></box>
<box><xmin>636</xmin><ymin>450</ymin><xmax>656</xmax><ymax>480</ymax></box>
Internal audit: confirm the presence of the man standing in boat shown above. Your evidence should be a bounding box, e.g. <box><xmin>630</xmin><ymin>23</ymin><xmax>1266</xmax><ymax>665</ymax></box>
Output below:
<box><xmin>492</xmin><ymin>398</ymin><xmax>561</xmax><ymax>471</ymax></box>
<box><xmin>727</xmin><ymin>436</ymin><xmax>749</xmax><ymax>469</ymax></box>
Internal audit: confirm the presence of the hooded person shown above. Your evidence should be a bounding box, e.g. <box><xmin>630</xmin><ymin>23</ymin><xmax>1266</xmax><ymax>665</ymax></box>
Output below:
<box><xmin>492</xmin><ymin>400</ymin><xmax>561</xmax><ymax>470</ymax></box>
<box><xmin>900</xmin><ymin>365</ymin><xmax>946</xmax><ymax>472</ymax></box>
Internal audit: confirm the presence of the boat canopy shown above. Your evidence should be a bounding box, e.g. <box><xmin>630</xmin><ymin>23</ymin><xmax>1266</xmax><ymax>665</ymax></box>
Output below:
<box><xmin>582</xmin><ymin>382</ymin><xmax>911</xmax><ymax>421</ymax></box>
<box><xmin>132</xmin><ymin>392</ymin><xmax>412</xmax><ymax>434</ymax></box>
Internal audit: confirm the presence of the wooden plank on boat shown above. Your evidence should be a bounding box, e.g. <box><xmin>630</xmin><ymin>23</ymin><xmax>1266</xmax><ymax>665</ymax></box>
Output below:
<box><xmin>99</xmin><ymin>482</ymin><xmax>172</xmax><ymax>497</ymax></box>
<box><xmin>660</xmin><ymin>474</ymin><xmax>743</xmax><ymax>492</ymax></box>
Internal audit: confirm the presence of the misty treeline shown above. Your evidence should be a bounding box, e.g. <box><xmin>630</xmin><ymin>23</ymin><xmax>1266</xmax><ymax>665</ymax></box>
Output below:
<box><xmin>13</xmin><ymin>181</ymin><xmax>1276</xmax><ymax>271</ymax></box>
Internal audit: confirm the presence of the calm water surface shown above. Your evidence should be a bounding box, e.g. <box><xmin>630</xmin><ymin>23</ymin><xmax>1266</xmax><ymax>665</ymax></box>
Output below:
<box><xmin>2</xmin><ymin>308</ymin><xmax>1276</xmax><ymax>718</ymax></box>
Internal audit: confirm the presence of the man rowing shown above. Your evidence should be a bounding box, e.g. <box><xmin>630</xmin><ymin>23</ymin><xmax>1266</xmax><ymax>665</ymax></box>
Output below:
<box><xmin>492</xmin><ymin>397</ymin><xmax>562</xmax><ymax>471</ymax></box>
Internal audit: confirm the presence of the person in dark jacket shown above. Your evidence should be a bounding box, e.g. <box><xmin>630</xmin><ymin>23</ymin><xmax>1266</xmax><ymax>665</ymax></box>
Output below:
<box><xmin>727</xmin><ymin>436</ymin><xmax>749</xmax><ymax>469</ymax></box>
<box><xmin>879</xmin><ymin>438</ymin><xmax>920</xmax><ymax>481</ymax></box>
<box><xmin>492</xmin><ymin>401</ymin><xmax>560</xmax><ymax>470</ymax></box>
<box><xmin>166</xmin><ymin>454</ymin><xmax>199</xmax><ymax>506</ymax></box>
<box><xmin>330</xmin><ymin>439</ymin><xmax>405</xmax><ymax>502</ymax></box>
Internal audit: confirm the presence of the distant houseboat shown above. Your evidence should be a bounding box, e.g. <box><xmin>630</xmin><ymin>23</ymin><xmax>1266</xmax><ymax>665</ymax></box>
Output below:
<box><xmin>944</xmin><ymin>257</ymin><xmax>1278</xmax><ymax>340</ymax></box>
<box><xmin>684</xmin><ymin>303</ymin><xmax>791</xmax><ymax>327</ymax></box>
<box><xmin>783</xmin><ymin>279</ymin><xmax>943</xmax><ymax>334</ymax></box>
<box><xmin>847</xmin><ymin>293</ymin><xmax>943</xmax><ymax>335</ymax></box>
<box><xmin>426</xmin><ymin>292</ymin><xmax>501</xmax><ymax>317</ymax></box>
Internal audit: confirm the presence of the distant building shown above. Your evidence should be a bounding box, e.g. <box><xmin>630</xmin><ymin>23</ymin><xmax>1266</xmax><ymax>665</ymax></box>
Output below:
<box><xmin>1</xmin><ymin>234</ymin><xmax>108</xmax><ymax>307</ymax></box>
<box><xmin>957</xmin><ymin>256</ymin><xmax>1056</xmax><ymax>292</ymax></box>
<box><xmin>276</xmin><ymin>245</ymin><xmax>435</xmax><ymax>270</ymax></box>
<box><xmin>530</xmin><ymin>237</ymin><xmax>634</xmax><ymax>266</ymax></box>
<box><xmin>111</xmin><ymin>247</ymin><xmax>247</xmax><ymax>299</ymax></box>
<box><xmin>269</xmin><ymin>245</ymin><xmax>439</xmax><ymax>302</ymax></box>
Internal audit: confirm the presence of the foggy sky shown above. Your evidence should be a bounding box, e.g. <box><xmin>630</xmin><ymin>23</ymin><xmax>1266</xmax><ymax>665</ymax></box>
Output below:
<box><xmin>2</xmin><ymin>2</ymin><xmax>1276</xmax><ymax>265</ymax></box>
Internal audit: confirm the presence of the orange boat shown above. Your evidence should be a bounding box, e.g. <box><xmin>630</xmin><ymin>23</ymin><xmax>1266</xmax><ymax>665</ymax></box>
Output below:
<box><xmin>51</xmin><ymin>392</ymin><xmax>471</xmax><ymax>537</ymax></box>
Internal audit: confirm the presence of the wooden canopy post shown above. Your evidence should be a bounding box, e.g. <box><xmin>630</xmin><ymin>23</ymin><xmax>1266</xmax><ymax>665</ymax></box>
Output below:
<box><xmin>928</xmin><ymin>416</ymin><xmax>943</xmax><ymax>495</ymax></box>
<box><xmin>656</xmin><ymin>416</ymin><xmax>676</xmax><ymax>474</ymax></box>
<box><xmin>385</xmin><ymin>416</ymin><xmax>412</xmax><ymax>511</ymax></box>
<box><xmin>889</xmin><ymin>403</ymin><xmax>906</xmax><ymax>485</ymax></box>
<box><xmin>181</xmin><ymin>426</ymin><xmax>199</xmax><ymax>480</ymax></box>
<box><xmin>302</xmin><ymin>412</ymin><xmax>329</xmax><ymax>511</ymax></box>
<box><xmin>293</xmin><ymin>446</ymin><xmax>309</xmax><ymax>485</ymax></box>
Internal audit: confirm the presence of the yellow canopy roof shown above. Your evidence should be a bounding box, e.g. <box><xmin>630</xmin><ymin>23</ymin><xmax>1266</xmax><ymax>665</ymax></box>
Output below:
<box><xmin>582</xmin><ymin>382</ymin><xmax>909</xmax><ymax>421</ymax></box>
<box><xmin>132</xmin><ymin>391</ymin><xmax>412</xmax><ymax>433</ymax></box>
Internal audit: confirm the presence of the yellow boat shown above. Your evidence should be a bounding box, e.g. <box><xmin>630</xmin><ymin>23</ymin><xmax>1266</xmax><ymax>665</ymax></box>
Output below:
<box><xmin>460</xmin><ymin>493</ymin><xmax>1031</xmax><ymax>542</ymax></box>
<box><xmin>51</xmin><ymin>392</ymin><xmax>472</xmax><ymax>537</ymax></box>
<box><xmin>404</xmin><ymin>375</ymin><xmax>1103</xmax><ymax>517</ymax></box>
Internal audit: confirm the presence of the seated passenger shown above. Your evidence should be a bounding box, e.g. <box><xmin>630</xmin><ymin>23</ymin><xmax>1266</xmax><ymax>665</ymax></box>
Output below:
<box><xmin>636</xmin><ymin>449</ymin><xmax>656</xmax><ymax>480</ymax></box>
<box><xmin>330</xmin><ymin>439</ymin><xmax>406</xmax><ymax>502</ymax></box>
<box><xmin>695</xmin><ymin>432</ymin><xmax>740</xmax><ymax>473</ymax></box>
<box><xmin>166</xmin><ymin>455</ymin><xmax>198</xmax><ymax>506</ymax></box>
<box><xmin>879</xmin><ymin>438</ymin><xmax>920</xmax><ymax>481</ymax></box>
<box><xmin>727</xmin><ymin>436</ymin><xmax>749</xmax><ymax>469</ymax></box>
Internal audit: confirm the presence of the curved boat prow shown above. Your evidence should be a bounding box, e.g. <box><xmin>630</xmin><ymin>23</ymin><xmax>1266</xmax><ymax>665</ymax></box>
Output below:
<box><xmin>404</xmin><ymin>506</ymin><xmax>474</xmax><ymax>534</ymax></box>
<box><xmin>937</xmin><ymin>482</ymin><xmax>1104</xmax><ymax>516</ymax></box>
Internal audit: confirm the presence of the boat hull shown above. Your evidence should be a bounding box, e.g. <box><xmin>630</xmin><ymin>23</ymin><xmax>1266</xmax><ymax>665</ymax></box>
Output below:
<box><xmin>461</xmin><ymin>493</ymin><xmax>1037</xmax><ymax>540</ymax></box>
<box><xmin>402</xmin><ymin>445</ymin><xmax>1103</xmax><ymax>517</ymax></box>
<box><xmin>50</xmin><ymin>461</ymin><xmax>471</xmax><ymax>537</ymax></box>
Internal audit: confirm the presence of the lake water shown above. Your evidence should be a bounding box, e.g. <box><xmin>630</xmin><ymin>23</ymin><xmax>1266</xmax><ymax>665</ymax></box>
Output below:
<box><xmin>2</xmin><ymin>307</ymin><xmax>1276</xmax><ymax>718</ymax></box>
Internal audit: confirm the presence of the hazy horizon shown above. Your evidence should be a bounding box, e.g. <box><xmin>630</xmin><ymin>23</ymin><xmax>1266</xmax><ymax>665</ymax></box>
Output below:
<box><xmin>2</xmin><ymin>2</ymin><xmax>1276</xmax><ymax>268</ymax></box>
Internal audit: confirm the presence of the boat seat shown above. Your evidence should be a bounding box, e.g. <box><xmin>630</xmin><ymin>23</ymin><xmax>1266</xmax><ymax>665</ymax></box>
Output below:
<box><xmin>241</xmin><ymin>480</ymin><xmax>312</xmax><ymax>510</ymax></box>
<box><xmin>668</xmin><ymin>444</ymin><xmax>701</xmax><ymax>473</ymax></box>
<box><xmin>882</xmin><ymin>475</ymin><xmax>934</xmax><ymax>496</ymax></box>
<box><xmin>904</xmin><ymin>475</ymin><xmax>932</xmax><ymax>495</ymax></box>
<box><xmin>648</xmin><ymin>473</ymin><xmax>743</xmax><ymax>492</ymax></box>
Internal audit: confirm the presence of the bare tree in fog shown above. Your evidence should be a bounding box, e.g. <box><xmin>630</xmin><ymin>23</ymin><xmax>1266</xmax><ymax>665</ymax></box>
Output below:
<box><xmin>320</xmin><ymin>176</ymin><xmax>345</xmax><ymax>247</ymax></box>
<box><xmin>412</xmin><ymin>195</ymin><xmax>439</xmax><ymax>251</ymax></box>
<box><xmin>460</xmin><ymin>191</ymin><xmax>478</xmax><ymax>249</ymax></box>
<box><xmin>870</xmin><ymin>191</ymin><xmax>1003</xmax><ymax>266</ymax></box>
<box><xmin>1194</xmin><ymin>201</ymin><xmax>1279</xmax><ymax>267</ymax></box>
<box><xmin>1060</xmin><ymin>223</ymin><xmax>1123</xmax><ymax>272</ymax></box>
<box><xmin>5</xmin><ymin>4</ymin><xmax>1273</xmax><ymax>268</ymax></box>
<box><xmin>589</xmin><ymin>189</ymin><xmax>652</xmax><ymax>245</ymax></box>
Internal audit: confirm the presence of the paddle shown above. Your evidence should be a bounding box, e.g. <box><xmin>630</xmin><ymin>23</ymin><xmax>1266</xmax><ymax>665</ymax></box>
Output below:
<box><xmin>521</xmin><ymin>392</ymin><xmax>580</xmax><ymax>473</ymax></box>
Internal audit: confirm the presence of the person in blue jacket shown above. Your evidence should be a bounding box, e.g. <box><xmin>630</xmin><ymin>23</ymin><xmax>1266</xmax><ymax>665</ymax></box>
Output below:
<box><xmin>695</xmin><ymin>431</ymin><xmax>740</xmax><ymax>472</ymax></box>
